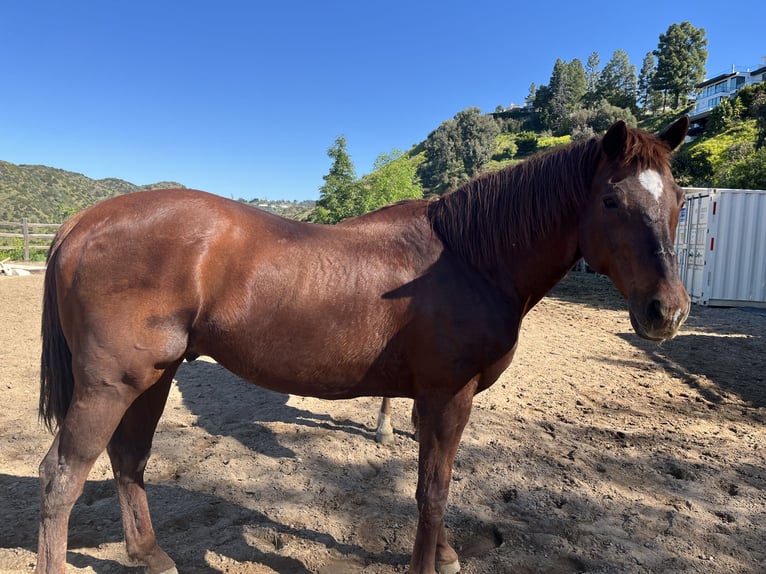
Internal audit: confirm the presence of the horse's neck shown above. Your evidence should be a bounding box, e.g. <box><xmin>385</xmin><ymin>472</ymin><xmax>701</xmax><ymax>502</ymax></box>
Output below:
<box><xmin>483</xmin><ymin>220</ymin><xmax>582</xmax><ymax>313</ymax></box>
<box><xmin>429</xmin><ymin>140</ymin><xmax>598</xmax><ymax>309</ymax></box>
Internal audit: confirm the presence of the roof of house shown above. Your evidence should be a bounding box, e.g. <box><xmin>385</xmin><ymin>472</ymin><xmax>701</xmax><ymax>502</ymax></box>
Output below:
<box><xmin>695</xmin><ymin>64</ymin><xmax>766</xmax><ymax>89</ymax></box>
<box><xmin>695</xmin><ymin>71</ymin><xmax>740</xmax><ymax>89</ymax></box>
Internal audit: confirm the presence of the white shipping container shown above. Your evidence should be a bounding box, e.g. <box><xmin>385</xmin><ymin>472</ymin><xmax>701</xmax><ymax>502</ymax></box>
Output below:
<box><xmin>675</xmin><ymin>188</ymin><xmax>766</xmax><ymax>307</ymax></box>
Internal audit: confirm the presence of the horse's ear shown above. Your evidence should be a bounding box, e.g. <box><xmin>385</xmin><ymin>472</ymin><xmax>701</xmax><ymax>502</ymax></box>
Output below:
<box><xmin>658</xmin><ymin>116</ymin><xmax>690</xmax><ymax>150</ymax></box>
<box><xmin>602</xmin><ymin>120</ymin><xmax>628</xmax><ymax>159</ymax></box>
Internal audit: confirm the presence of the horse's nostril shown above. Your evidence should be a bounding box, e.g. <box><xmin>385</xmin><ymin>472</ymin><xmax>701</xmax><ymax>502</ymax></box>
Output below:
<box><xmin>648</xmin><ymin>299</ymin><xmax>665</xmax><ymax>322</ymax></box>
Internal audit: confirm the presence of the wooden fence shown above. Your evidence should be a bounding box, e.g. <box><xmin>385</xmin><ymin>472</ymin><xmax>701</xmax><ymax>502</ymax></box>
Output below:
<box><xmin>0</xmin><ymin>218</ymin><xmax>61</xmax><ymax>261</ymax></box>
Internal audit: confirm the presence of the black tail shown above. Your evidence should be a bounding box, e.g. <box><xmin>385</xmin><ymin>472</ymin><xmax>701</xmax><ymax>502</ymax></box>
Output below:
<box><xmin>39</xmin><ymin>234</ymin><xmax>74</xmax><ymax>433</ymax></box>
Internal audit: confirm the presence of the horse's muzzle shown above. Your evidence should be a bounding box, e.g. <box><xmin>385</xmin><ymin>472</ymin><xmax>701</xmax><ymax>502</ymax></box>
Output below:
<box><xmin>628</xmin><ymin>287</ymin><xmax>691</xmax><ymax>342</ymax></box>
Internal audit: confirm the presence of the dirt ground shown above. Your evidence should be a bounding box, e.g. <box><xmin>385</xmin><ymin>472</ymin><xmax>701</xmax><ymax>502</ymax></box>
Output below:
<box><xmin>0</xmin><ymin>271</ymin><xmax>764</xmax><ymax>574</ymax></box>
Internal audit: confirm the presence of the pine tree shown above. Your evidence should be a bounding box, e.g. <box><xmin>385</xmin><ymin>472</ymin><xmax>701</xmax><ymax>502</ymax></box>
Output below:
<box><xmin>312</xmin><ymin>136</ymin><xmax>359</xmax><ymax>224</ymax></box>
<box><xmin>652</xmin><ymin>22</ymin><xmax>708</xmax><ymax>109</ymax></box>
<box><xmin>583</xmin><ymin>52</ymin><xmax>601</xmax><ymax>108</ymax></box>
<box><xmin>539</xmin><ymin>59</ymin><xmax>587</xmax><ymax>132</ymax></box>
<box><xmin>637</xmin><ymin>52</ymin><xmax>658</xmax><ymax>115</ymax></box>
<box><xmin>597</xmin><ymin>49</ymin><xmax>638</xmax><ymax>111</ymax></box>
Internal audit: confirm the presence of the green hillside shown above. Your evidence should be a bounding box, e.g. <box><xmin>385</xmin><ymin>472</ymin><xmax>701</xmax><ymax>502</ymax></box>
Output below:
<box><xmin>672</xmin><ymin>119</ymin><xmax>765</xmax><ymax>188</ymax></box>
<box><xmin>0</xmin><ymin>161</ymin><xmax>184</xmax><ymax>223</ymax></box>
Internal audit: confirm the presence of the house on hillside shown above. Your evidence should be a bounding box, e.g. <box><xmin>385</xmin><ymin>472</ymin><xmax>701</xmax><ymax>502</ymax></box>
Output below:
<box><xmin>690</xmin><ymin>64</ymin><xmax>766</xmax><ymax>127</ymax></box>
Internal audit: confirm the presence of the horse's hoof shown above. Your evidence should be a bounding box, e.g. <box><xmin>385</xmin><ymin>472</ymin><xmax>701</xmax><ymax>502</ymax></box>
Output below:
<box><xmin>437</xmin><ymin>559</ymin><xmax>460</xmax><ymax>574</ymax></box>
<box><xmin>375</xmin><ymin>431</ymin><xmax>394</xmax><ymax>445</ymax></box>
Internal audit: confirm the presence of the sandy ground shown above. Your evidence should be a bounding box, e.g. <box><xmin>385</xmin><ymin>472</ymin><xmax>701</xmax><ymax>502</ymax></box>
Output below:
<box><xmin>0</xmin><ymin>272</ymin><xmax>764</xmax><ymax>574</ymax></box>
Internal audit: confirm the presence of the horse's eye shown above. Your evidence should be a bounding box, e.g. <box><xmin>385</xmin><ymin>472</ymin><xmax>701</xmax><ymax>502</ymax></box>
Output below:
<box><xmin>603</xmin><ymin>196</ymin><xmax>619</xmax><ymax>209</ymax></box>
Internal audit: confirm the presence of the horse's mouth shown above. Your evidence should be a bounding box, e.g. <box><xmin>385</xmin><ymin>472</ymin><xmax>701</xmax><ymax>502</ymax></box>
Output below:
<box><xmin>628</xmin><ymin>308</ymin><xmax>686</xmax><ymax>342</ymax></box>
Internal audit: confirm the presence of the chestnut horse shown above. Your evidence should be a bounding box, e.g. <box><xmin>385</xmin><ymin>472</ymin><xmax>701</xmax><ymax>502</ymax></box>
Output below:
<box><xmin>36</xmin><ymin>118</ymin><xmax>690</xmax><ymax>574</ymax></box>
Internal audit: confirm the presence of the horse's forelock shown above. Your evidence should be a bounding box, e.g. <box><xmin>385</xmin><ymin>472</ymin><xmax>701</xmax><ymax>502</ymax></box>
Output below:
<box><xmin>621</xmin><ymin>126</ymin><xmax>674</xmax><ymax>171</ymax></box>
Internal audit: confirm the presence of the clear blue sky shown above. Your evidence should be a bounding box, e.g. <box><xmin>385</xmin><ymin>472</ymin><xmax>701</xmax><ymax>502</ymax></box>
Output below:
<box><xmin>1</xmin><ymin>1</ymin><xmax>763</xmax><ymax>201</ymax></box>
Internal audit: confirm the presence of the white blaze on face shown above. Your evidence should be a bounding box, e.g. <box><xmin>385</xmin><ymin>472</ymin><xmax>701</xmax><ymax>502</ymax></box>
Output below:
<box><xmin>638</xmin><ymin>169</ymin><xmax>664</xmax><ymax>202</ymax></box>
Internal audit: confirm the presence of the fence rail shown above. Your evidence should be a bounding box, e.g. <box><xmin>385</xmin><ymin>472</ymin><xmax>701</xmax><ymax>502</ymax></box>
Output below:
<box><xmin>0</xmin><ymin>218</ymin><xmax>61</xmax><ymax>261</ymax></box>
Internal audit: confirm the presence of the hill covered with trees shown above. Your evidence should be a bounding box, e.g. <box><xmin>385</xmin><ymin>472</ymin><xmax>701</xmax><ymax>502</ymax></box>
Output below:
<box><xmin>0</xmin><ymin>161</ymin><xmax>184</xmax><ymax>223</ymax></box>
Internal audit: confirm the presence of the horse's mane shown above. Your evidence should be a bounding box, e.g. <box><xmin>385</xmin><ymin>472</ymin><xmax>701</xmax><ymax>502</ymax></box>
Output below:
<box><xmin>427</xmin><ymin>127</ymin><xmax>674</xmax><ymax>270</ymax></box>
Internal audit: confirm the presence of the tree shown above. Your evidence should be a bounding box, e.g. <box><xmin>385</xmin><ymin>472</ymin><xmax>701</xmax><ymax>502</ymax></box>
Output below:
<box><xmin>590</xmin><ymin>100</ymin><xmax>637</xmax><ymax>132</ymax></box>
<box><xmin>707</xmin><ymin>97</ymin><xmax>736</xmax><ymax>133</ymax></box>
<box><xmin>751</xmin><ymin>90</ymin><xmax>766</xmax><ymax>149</ymax></box>
<box><xmin>525</xmin><ymin>83</ymin><xmax>537</xmax><ymax>107</ymax></box>
<box><xmin>420</xmin><ymin>118</ymin><xmax>463</xmax><ymax>194</ymax></box>
<box><xmin>562</xmin><ymin>60</ymin><xmax>587</xmax><ymax>111</ymax></box>
<box><xmin>586</xmin><ymin>52</ymin><xmax>600</xmax><ymax>94</ymax></box>
<box><xmin>597</xmin><ymin>49</ymin><xmax>638</xmax><ymax>111</ymax></box>
<box><xmin>537</xmin><ymin>59</ymin><xmax>587</xmax><ymax>132</ymax></box>
<box><xmin>546</xmin><ymin>58</ymin><xmax>567</xmax><ymax>130</ymax></box>
<box><xmin>583</xmin><ymin>51</ymin><xmax>601</xmax><ymax>108</ymax></box>
<box><xmin>311</xmin><ymin>136</ymin><xmax>359</xmax><ymax>224</ymax></box>
<box><xmin>637</xmin><ymin>52</ymin><xmax>659</xmax><ymax>115</ymax></box>
<box><xmin>420</xmin><ymin>107</ymin><xmax>499</xmax><ymax>194</ymax></box>
<box><xmin>562</xmin><ymin>100</ymin><xmax>637</xmax><ymax>136</ymax></box>
<box><xmin>652</xmin><ymin>21</ymin><xmax>708</xmax><ymax>109</ymax></box>
<box><xmin>454</xmin><ymin>108</ymin><xmax>501</xmax><ymax>175</ymax></box>
<box><xmin>533</xmin><ymin>84</ymin><xmax>554</xmax><ymax>130</ymax></box>
<box><xmin>356</xmin><ymin>150</ymin><xmax>423</xmax><ymax>213</ymax></box>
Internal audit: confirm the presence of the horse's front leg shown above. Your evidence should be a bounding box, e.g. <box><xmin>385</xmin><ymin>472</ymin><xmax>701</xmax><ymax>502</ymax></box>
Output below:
<box><xmin>408</xmin><ymin>382</ymin><xmax>475</xmax><ymax>574</ymax></box>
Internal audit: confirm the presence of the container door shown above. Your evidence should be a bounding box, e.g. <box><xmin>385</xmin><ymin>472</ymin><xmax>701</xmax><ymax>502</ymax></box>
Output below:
<box><xmin>675</xmin><ymin>191</ymin><xmax>710</xmax><ymax>302</ymax></box>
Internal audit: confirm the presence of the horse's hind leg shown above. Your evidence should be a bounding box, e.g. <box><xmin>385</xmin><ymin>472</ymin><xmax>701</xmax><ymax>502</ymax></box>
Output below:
<box><xmin>36</xmin><ymin>383</ymin><xmax>138</xmax><ymax>574</ymax></box>
<box><xmin>375</xmin><ymin>398</ymin><xmax>394</xmax><ymax>444</ymax></box>
<box><xmin>107</xmin><ymin>363</ymin><xmax>180</xmax><ymax>574</ymax></box>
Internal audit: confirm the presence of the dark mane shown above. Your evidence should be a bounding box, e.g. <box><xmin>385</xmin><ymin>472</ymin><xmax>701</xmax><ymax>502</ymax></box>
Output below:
<box><xmin>427</xmin><ymin>137</ymin><xmax>601</xmax><ymax>268</ymax></box>
<box><xmin>427</xmin><ymin>127</ymin><xmax>675</xmax><ymax>270</ymax></box>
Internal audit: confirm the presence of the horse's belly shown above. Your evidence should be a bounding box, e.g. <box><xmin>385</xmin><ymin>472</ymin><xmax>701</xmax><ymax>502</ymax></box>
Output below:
<box><xmin>199</xmin><ymin>333</ymin><xmax>413</xmax><ymax>400</ymax></box>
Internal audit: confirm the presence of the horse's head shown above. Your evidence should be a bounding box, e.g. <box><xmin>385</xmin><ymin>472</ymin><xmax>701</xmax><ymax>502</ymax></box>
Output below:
<box><xmin>579</xmin><ymin>117</ymin><xmax>691</xmax><ymax>341</ymax></box>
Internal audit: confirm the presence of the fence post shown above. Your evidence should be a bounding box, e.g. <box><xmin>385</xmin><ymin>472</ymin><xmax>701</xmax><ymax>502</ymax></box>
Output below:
<box><xmin>21</xmin><ymin>217</ymin><xmax>29</xmax><ymax>261</ymax></box>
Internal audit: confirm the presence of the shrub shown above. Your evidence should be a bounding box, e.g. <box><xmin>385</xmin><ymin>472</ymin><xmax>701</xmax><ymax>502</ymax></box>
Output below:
<box><xmin>0</xmin><ymin>238</ymin><xmax>25</xmax><ymax>262</ymax></box>
<box><xmin>720</xmin><ymin>147</ymin><xmax>766</xmax><ymax>189</ymax></box>
<box><xmin>515</xmin><ymin>132</ymin><xmax>538</xmax><ymax>157</ymax></box>
<box><xmin>537</xmin><ymin>135</ymin><xmax>571</xmax><ymax>151</ymax></box>
<box><xmin>492</xmin><ymin>134</ymin><xmax>518</xmax><ymax>161</ymax></box>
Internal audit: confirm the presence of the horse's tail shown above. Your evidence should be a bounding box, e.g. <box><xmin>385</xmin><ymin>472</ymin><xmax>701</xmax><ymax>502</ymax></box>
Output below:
<box><xmin>39</xmin><ymin>213</ymin><xmax>83</xmax><ymax>433</ymax></box>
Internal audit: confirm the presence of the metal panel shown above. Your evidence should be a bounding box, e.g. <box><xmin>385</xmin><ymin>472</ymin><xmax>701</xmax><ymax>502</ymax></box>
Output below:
<box><xmin>675</xmin><ymin>188</ymin><xmax>766</xmax><ymax>307</ymax></box>
<box><xmin>705</xmin><ymin>189</ymin><xmax>766</xmax><ymax>307</ymax></box>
